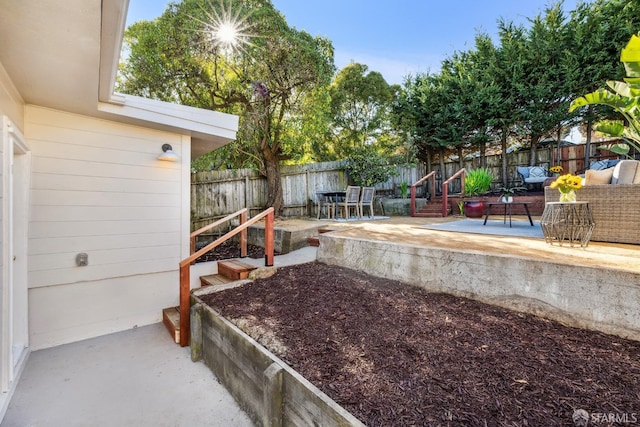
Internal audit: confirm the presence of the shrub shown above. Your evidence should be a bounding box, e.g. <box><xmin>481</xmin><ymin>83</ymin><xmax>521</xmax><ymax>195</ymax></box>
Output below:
<box><xmin>464</xmin><ymin>167</ymin><xmax>493</xmax><ymax>197</ymax></box>
<box><xmin>344</xmin><ymin>147</ymin><xmax>398</xmax><ymax>187</ymax></box>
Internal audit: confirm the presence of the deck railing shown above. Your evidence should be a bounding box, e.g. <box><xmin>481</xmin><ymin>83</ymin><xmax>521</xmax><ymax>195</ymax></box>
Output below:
<box><xmin>177</xmin><ymin>207</ymin><xmax>274</xmax><ymax>346</ymax></box>
<box><xmin>442</xmin><ymin>169</ymin><xmax>466</xmax><ymax>217</ymax></box>
<box><xmin>410</xmin><ymin>171</ymin><xmax>436</xmax><ymax>216</ymax></box>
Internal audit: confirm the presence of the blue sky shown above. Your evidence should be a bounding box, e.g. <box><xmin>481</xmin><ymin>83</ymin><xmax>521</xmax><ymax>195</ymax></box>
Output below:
<box><xmin>126</xmin><ymin>0</ymin><xmax>586</xmax><ymax>85</ymax></box>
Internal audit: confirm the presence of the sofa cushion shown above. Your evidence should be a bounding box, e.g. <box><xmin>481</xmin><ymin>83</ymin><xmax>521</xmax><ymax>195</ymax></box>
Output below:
<box><xmin>611</xmin><ymin>160</ymin><xmax>639</xmax><ymax>184</ymax></box>
<box><xmin>528</xmin><ymin>166</ymin><xmax>547</xmax><ymax>178</ymax></box>
<box><xmin>585</xmin><ymin>168</ymin><xmax>614</xmax><ymax>185</ymax></box>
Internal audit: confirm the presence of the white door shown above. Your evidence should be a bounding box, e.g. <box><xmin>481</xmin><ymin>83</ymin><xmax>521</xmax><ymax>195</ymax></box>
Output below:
<box><xmin>1</xmin><ymin>116</ymin><xmax>30</xmax><ymax>393</ymax></box>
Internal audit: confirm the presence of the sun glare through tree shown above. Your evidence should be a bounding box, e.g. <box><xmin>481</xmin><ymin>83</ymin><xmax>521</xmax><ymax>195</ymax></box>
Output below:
<box><xmin>196</xmin><ymin>0</ymin><xmax>256</xmax><ymax>56</ymax></box>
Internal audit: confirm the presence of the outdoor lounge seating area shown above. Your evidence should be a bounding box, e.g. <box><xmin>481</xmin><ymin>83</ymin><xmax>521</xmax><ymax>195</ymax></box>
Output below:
<box><xmin>517</xmin><ymin>165</ymin><xmax>551</xmax><ymax>189</ymax></box>
<box><xmin>544</xmin><ymin>159</ymin><xmax>640</xmax><ymax>245</ymax></box>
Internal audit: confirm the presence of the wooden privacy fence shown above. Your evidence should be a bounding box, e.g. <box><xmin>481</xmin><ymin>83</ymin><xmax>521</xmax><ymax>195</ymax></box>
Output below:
<box><xmin>191</xmin><ymin>144</ymin><xmax>616</xmax><ymax>228</ymax></box>
<box><xmin>190</xmin><ymin>161</ymin><xmax>427</xmax><ymax>229</ymax></box>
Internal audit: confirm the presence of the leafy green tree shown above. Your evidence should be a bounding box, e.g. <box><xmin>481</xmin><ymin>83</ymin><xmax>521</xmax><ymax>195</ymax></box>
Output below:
<box><xmin>327</xmin><ymin>63</ymin><xmax>399</xmax><ymax>158</ymax></box>
<box><xmin>516</xmin><ymin>4</ymin><xmax>581</xmax><ymax>165</ymax></box>
<box><xmin>474</xmin><ymin>28</ymin><xmax>525</xmax><ymax>186</ymax></box>
<box><xmin>118</xmin><ymin>0</ymin><xmax>334</xmax><ymax>215</ymax></box>
<box><xmin>570</xmin><ymin>33</ymin><xmax>640</xmax><ymax>155</ymax></box>
<box><xmin>567</xmin><ymin>0</ymin><xmax>640</xmax><ymax>159</ymax></box>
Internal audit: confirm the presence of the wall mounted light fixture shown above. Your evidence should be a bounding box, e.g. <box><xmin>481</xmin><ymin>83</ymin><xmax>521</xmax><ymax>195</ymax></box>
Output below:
<box><xmin>158</xmin><ymin>144</ymin><xmax>180</xmax><ymax>162</ymax></box>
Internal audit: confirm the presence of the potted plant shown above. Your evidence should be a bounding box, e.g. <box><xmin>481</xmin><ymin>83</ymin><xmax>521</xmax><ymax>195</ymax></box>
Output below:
<box><xmin>463</xmin><ymin>167</ymin><xmax>493</xmax><ymax>218</ymax></box>
<box><xmin>497</xmin><ymin>186</ymin><xmax>525</xmax><ymax>203</ymax></box>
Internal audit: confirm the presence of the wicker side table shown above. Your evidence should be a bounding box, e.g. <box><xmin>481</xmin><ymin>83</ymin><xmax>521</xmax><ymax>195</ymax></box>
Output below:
<box><xmin>540</xmin><ymin>201</ymin><xmax>595</xmax><ymax>247</ymax></box>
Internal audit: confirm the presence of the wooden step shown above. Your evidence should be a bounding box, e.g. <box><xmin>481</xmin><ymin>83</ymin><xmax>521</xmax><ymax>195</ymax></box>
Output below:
<box><xmin>200</xmin><ymin>273</ymin><xmax>234</xmax><ymax>287</ymax></box>
<box><xmin>414</xmin><ymin>212</ymin><xmax>448</xmax><ymax>218</ymax></box>
<box><xmin>318</xmin><ymin>228</ymin><xmax>337</xmax><ymax>234</ymax></box>
<box><xmin>217</xmin><ymin>259</ymin><xmax>258</xmax><ymax>280</ymax></box>
<box><xmin>162</xmin><ymin>306</ymin><xmax>180</xmax><ymax>344</ymax></box>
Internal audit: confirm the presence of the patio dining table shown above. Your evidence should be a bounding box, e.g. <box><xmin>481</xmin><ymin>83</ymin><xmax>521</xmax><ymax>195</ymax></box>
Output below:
<box><xmin>316</xmin><ymin>190</ymin><xmax>346</xmax><ymax>219</ymax></box>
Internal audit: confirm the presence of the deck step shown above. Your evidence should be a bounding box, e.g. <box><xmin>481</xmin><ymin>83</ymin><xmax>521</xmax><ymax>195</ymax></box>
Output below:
<box><xmin>318</xmin><ymin>228</ymin><xmax>337</xmax><ymax>234</ymax></box>
<box><xmin>200</xmin><ymin>273</ymin><xmax>234</xmax><ymax>287</ymax></box>
<box><xmin>415</xmin><ymin>199</ymin><xmax>450</xmax><ymax>218</ymax></box>
<box><xmin>217</xmin><ymin>259</ymin><xmax>258</xmax><ymax>280</ymax></box>
<box><xmin>162</xmin><ymin>306</ymin><xmax>180</xmax><ymax>344</ymax></box>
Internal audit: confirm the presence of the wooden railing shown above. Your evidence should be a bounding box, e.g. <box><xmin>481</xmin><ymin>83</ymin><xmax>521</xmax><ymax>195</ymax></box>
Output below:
<box><xmin>410</xmin><ymin>171</ymin><xmax>436</xmax><ymax>216</ymax></box>
<box><xmin>178</xmin><ymin>207</ymin><xmax>275</xmax><ymax>347</ymax></box>
<box><xmin>442</xmin><ymin>168</ymin><xmax>466</xmax><ymax>217</ymax></box>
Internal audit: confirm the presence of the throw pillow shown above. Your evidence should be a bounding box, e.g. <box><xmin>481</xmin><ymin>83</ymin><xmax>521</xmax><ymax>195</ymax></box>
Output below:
<box><xmin>529</xmin><ymin>166</ymin><xmax>546</xmax><ymax>178</ymax></box>
<box><xmin>517</xmin><ymin>166</ymin><xmax>529</xmax><ymax>178</ymax></box>
<box><xmin>611</xmin><ymin>160</ymin><xmax>639</xmax><ymax>184</ymax></box>
<box><xmin>585</xmin><ymin>168</ymin><xmax>613</xmax><ymax>185</ymax></box>
<box><xmin>607</xmin><ymin>159</ymin><xmax>621</xmax><ymax>168</ymax></box>
<box><xmin>589</xmin><ymin>160</ymin><xmax>609</xmax><ymax>171</ymax></box>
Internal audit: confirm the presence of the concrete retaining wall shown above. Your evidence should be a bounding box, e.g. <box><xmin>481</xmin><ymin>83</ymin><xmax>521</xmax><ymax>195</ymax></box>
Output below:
<box><xmin>190</xmin><ymin>294</ymin><xmax>365</xmax><ymax>427</ymax></box>
<box><xmin>248</xmin><ymin>223</ymin><xmax>320</xmax><ymax>254</ymax></box>
<box><xmin>317</xmin><ymin>234</ymin><xmax>640</xmax><ymax>342</ymax></box>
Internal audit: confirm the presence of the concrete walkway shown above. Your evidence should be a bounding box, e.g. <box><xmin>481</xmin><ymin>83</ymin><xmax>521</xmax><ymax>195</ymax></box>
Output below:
<box><xmin>1</xmin><ymin>322</ymin><xmax>254</xmax><ymax>427</ymax></box>
<box><xmin>2</xmin><ymin>247</ymin><xmax>320</xmax><ymax>427</ymax></box>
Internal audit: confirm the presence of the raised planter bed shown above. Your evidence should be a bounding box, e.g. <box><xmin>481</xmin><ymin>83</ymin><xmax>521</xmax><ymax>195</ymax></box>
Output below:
<box><xmin>190</xmin><ymin>285</ymin><xmax>365</xmax><ymax>427</ymax></box>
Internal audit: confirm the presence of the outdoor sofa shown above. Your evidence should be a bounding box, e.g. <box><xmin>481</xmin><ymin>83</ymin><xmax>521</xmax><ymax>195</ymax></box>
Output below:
<box><xmin>517</xmin><ymin>165</ymin><xmax>551</xmax><ymax>189</ymax></box>
<box><xmin>544</xmin><ymin>159</ymin><xmax>640</xmax><ymax>245</ymax></box>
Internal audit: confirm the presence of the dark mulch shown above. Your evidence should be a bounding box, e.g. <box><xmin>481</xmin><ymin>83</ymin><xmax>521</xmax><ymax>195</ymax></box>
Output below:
<box><xmin>194</xmin><ymin>240</ymin><xmax>277</xmax><ymax>263</ymax></box>
<box><xmin>201</xmin><ymin>261</ymin><xmax>640</xmax><ymax>427</ymax></box>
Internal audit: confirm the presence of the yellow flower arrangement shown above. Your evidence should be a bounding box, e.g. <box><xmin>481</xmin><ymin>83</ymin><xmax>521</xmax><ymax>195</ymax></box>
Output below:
<box><xmin>550</xmin><ymin>173</ymin><xmax>582</xmax><ymax>202</ymax></box>
<box><xmin>549</xmin><ymin>165</ymin><xmax>564</xmax><ymax>174</ymax></box>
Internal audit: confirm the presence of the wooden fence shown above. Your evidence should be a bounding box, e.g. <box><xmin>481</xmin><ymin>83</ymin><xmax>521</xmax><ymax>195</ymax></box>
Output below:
<box><xmin>191</xmin><ymin>143</ymin><xmax>621</xmax><ymax>229</ymax></box>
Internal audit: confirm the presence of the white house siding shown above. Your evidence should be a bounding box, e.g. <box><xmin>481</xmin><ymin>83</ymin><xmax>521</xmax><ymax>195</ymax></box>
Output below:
<box><xmin>0</xmin><ymin>63</ymin><xmax>26</xmax><ymax>420</ymax></box>
<box><xmin>0</xmin><ymin>62</ymin><xmax>25</xmax><ymax>279</ymax></box>
<box><xmin>25</xmin><ymin>106</ymin><xmax>191</xmax><ymax>350</ymax></box>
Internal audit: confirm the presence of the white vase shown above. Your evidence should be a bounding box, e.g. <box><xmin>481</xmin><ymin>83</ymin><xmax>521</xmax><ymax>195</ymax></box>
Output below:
<box><xmin>501</xmin><ymin>196</ymin><xmax>513</xmax><ymax>203</ymax></box>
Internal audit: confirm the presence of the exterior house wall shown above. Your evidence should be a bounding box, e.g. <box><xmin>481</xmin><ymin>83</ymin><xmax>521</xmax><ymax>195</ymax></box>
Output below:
<box><xmin>0</xmin><ymin>61</ymin><xmax>27</xmax><ymax>421</ymax></box>
<box><xmin>25</xmin><ymin>106</ymin><xmax>191</xmax><ymax>350</ymax></box>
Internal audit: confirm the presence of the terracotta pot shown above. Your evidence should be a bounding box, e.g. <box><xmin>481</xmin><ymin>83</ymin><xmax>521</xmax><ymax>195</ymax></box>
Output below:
<box><xmin>464</xmin><ymin>200</ymin><xmax>486</xmax><ymax>218</ymax></box>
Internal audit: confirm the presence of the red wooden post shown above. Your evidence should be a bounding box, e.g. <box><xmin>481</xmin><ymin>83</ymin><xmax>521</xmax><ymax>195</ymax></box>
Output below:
<box><xmin>430</xmin><ymin>176</ymin><xmax>436</xmax><ymax>202</ymax></box>
<box><xmin>265</xmin><ymin>210</ymin><xmax>274</xmax><ymax>267</ymax></box>
<box><xmin>179</xmin><ymin>263</ymin><xmax>190</xmax><ymax>347</ymax></box>
<box><xmin>240</xmin><ymin>210</ymin><xmax>247</xmax><ymax>258</ymax></box>
<box><xmin>410</xmin><ymin>185</ymin><xmax>416</xmax><ymax>216</ymax></box>
<box><xmin>190</xmin><ymin>236</ymin><xmax>196</xmax><ymax>265</ymax></box>
<box><xmin>442</xmin><ymin>182</ymin><xmax>449</xmax><ymax>218</ymax></box>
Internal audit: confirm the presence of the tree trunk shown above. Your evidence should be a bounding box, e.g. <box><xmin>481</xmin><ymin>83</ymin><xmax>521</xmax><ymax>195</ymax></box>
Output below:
<box><xmin>438</xmin><ymin>147</ymin><xmax>446</xmax><ymax>194</ymax></box>
<box><xmin>501</xmin><ymin>129</ymin><xmax>508</xmax><ymax>187</ymax></box>
<box><xmin>584</xmin><ymin>106</ymin><xmax>593</xmax><ymax>169</ymax></box>
<box><xmin>479</xmin><ymin>140</ymin><xmax>486</xmax><ymax>168</ymax></box>
<box><xmin>262</xmin><ymin>148</ymin><xmax>284</xmax><ymax>216</ymax></box>
<box><xmin>529</xmin><ymin>135</ymin><xmax>540</xmax><ymax>166</ymax></box>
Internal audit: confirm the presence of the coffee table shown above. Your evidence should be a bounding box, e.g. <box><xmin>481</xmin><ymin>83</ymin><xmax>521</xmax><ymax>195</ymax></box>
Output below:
<box><xmin>483</xmin><ymin>202</ymin><xmax>534</xmax><ymax>228</ymax></box>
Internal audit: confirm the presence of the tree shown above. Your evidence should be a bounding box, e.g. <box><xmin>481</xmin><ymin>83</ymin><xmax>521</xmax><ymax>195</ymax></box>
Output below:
<box><xmin>570</xmin><ymin>33</ymin><xmax>640</xmax><ymax>155</ymax></box>
<box><xmin>327</xmin><ymin>63</ymin><xmax>398</xmax><ymax>158</ymax></box>
<box><xmin>343</xmin><ymin>146</ymin><xmax>397</xmax><ymax>187</ymax></box>
<box><xmin>516</xmin><ymin>4</ymin><xmax>581</xmax><ymax>165</ymax></box>
<box><xmin>118</xmin><ymin>0</ymin><xmax>334</xmax><ymax>215</ymax></box>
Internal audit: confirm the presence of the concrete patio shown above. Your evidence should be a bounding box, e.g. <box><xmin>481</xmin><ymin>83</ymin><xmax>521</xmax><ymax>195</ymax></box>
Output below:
<box><xmin>1</xmin><ymin>323</ymin><xmax>254</xmax><ymax>427</ymax></box>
